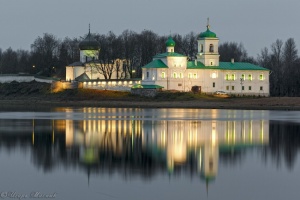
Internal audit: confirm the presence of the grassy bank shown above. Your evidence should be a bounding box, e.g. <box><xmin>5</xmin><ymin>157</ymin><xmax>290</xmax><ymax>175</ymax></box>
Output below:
<box><xmin>0</xmin><ymin>81</ymin><xmax>299</xmax><ymax>110</ymax></box>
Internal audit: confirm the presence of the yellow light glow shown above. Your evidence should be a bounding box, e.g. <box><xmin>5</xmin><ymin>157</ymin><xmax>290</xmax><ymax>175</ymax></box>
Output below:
<box><xmin>212</xmin><ymin>72</ymin><xmax>217</xmax><ymax>79</ymax></box>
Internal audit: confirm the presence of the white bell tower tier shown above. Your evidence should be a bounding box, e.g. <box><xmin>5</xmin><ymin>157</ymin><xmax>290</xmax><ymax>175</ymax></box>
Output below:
<box><xmin>196</xmin><ymin>19</ymin><xmax>220</xmax><ymax>66</ymax></box>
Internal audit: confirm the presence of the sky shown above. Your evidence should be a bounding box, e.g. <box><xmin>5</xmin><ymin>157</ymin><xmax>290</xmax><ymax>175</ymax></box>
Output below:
<box><xmin>0</xmin><ymin>0</ymin><xmax>300</xmax><ymax>57</ymax></box>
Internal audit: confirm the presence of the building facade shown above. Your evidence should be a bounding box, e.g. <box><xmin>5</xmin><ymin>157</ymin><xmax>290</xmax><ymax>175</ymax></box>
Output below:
<box><xmin>140</xmin><ymin>23</ymin><xmax>270</xmax><ymax>96</ymax></box>
<box><xmin>65</xmin><ymin>27</ymin><xmax>125</xmax><ymax>82</ymax></box>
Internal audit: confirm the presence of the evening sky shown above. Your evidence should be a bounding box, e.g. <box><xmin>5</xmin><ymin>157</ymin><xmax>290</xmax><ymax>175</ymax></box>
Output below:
<box><xmin>0</xmin><ymin>0</ymin><xmax>299</xmax><ymax>57</ymax></box>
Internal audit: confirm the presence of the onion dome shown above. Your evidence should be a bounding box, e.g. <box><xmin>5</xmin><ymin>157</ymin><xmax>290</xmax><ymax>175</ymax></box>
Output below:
<box><xmin>199</xmin><ymin>26</ymin><xmax>217</xmax><ymax>38</ymax></box>
<box><xmin>166</xmin><ymin>36</ymin><xmax>176</xmax><ymax>47</ymax></box>
<box><xmin>79</xmin><ymin>27</ymin><xmax>100</xmax><ymax>50</ymax></box>
<box><xmin>199</xmin><ymin>19</ymin><xmax>217</xmax><ymax>38</ymax></box>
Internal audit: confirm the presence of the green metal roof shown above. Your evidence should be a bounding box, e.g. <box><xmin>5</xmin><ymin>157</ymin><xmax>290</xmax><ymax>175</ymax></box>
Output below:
<box><xmin>199</xmin><ymin>27</ymin><xmax>217</xmax><ymax>38</ymax></box>
<box><xmin>141</xmin><ymin>59</ymin><xmax>168</xmax><ymax>69</ymax></box>
<box><xmin>154</xmin><ymin>52</ymin><xmax>186</xmax><ymax>58</ymax></box>
<box><xmin>166</xmin><ymin>36</ymin><xmax>175</xmax><ymax>47</ymax></box>
<box><xmin>132</xmin><ymin>84</ymin><xmax>164</xmax><ymax>89</ymax></box>
<box><xmin>187</xmin><ymin>61</ymin><xmax>269</xmax><ymax>71</ymax></box>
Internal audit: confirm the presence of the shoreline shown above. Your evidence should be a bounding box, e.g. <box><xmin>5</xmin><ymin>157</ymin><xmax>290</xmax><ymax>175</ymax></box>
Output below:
<box><xmin>0</xmin><ymin>97</ymin><xmax>299</xmax><ymax>110</ymax></box>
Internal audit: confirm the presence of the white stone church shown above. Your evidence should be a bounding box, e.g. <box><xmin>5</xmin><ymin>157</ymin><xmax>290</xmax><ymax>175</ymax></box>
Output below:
<box><xmin>139</xmin><ymin>23</ymin><xmax>270</xmax><ymax>96</ymax></box>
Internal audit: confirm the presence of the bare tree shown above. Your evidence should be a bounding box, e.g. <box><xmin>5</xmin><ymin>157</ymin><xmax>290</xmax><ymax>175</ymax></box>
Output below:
<box><xmin>31</xmin><ymin>33</ymin><xmax>60</xmax><ymax>76</ymax></box>
<box><xmin>219</xmin><ymin>42</ymin><xmax>249</xmax><ymax>62</ymax></box>
<box><xmin>283</xmin><ymin>38</ymin><xmax>298</xmax><ymax>96</ymax></box>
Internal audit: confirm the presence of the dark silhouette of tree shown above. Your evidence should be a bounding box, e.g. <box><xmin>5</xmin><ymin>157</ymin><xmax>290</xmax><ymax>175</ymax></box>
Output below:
<box><xmin>0</xmin><ymin>48</ymin><xmax>18</xmax><ymax>74</ymax></box>
<box><xmin>31</xmin><ymin>33</ymin><xmax>60</xmax><ymax>76</ymax></box>
<box><xmin>219</xmin><ymin>42</ymin><xmax>252</xmax><ymax>62</ymax></box>
<box><xmin>119</xmin><ymin>30</ymin><xmax>140</xmax><ymax>78</ymax></box>
<box><xmin>283</xmin><ymin>38</ymin><xmax>298</xmax><ymax>96</ymax></box>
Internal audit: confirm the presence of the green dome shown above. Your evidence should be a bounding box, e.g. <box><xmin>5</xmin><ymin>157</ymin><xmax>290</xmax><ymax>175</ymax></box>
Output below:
<box><xmin>79</xmin><ymin>32</ymin><xmax>100</xmax><ymax>50</ymax></box>
<box><xmin>166</xmin><ymin>36</ymin><xmax>175</xmax><ymax>47</ymax></box>
<box><xmin>199</xmin><ymin>26</ymin><xmax>217</xmax><ymax>38</ymax></box>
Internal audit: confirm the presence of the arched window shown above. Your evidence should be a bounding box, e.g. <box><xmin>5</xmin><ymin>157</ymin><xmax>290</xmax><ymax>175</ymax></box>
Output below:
<box><xmin>248</xmin><ymin>74</ymin><xmax>253</xmax><ymax>81</ymax></box>
<box><xmin>209</xmin><ymin>44</ymin><xmax>214</xmax><ymax>53</ymax></box>
<box><xmin>200</xmin><ymin>44</ymin><xmax>204</xmax><ymax>52</ymax></box>
<box><xmin>173</xmin><ymin>72</ymin><xmax>177</xmax><ymax>78</ymax></box>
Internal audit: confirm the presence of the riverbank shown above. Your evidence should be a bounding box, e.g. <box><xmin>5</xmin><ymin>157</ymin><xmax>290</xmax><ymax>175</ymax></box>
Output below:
<box><xmin>0</xmin><ymin>97</ymin><xmax>299</xmax><ymax>111</ymax></box>
<box><xmin>0</xmin><ymin>81</ymin><xmax>299</xmax><ymax>110</ymax></box>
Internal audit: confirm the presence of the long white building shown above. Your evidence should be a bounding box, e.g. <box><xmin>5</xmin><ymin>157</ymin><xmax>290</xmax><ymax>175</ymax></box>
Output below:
<box><xmin>140</xmin><ymin>23</ymin><xmax>270</xmax><ymax>96</ymax></box>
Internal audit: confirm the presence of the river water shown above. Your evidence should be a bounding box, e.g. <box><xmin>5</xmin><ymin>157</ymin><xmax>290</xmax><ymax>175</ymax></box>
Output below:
<box><xmin>0</xmin><ymin>108</ymin><xmax>300</xmax><ymax>200</ymax></box>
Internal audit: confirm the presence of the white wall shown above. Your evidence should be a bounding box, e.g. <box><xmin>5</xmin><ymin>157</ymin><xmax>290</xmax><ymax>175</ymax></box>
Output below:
<box><xmin>142</xmin><ymin>67</ymin><xmax>270</xmax><ymax>96</ymax></box>
<box><xmin>82</xmin><ymin>80</ymin><xmax>141</xmax><ymax>91</ymax></box>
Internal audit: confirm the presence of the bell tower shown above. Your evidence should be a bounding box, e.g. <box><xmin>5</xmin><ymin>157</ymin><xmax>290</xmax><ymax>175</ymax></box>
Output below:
<box><xmin>78</xmin><ymin>24</ymin><xmax>100</xmax><ymax>63</ymax></box>
<box><xmin>196</xmin><ymin>19</ymin><xmax>220</xmax><ymax>66</ymax></box>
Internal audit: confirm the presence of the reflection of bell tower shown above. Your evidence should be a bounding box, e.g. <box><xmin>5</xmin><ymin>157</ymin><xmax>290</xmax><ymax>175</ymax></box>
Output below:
<box><xmin>201</xmin><ymin>143</ymin><xmax>218</xmax><ymax>180</ymax></box>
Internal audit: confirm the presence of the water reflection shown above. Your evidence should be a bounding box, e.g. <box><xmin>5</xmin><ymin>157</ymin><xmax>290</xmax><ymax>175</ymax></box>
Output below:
<box><xmin>0</xmin><ymin>108</ymin><xmax>273</xmax><ymax>182</ymax></box>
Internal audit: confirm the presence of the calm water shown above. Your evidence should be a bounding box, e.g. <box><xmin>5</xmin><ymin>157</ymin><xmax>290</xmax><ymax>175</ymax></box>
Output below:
<box><xmin>0</xmin><ymin>108</ymin><xmax>300</xmax><ymax>200</ymax></box>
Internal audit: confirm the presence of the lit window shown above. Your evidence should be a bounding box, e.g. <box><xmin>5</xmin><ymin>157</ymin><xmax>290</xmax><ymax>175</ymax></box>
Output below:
<box><xmin>248</xmin><ymin>74</ymin><xmax>252</xmax><ymax>81</ymax></box>
<box><xmin>232</xmin><ymin>74</ymin><xmax>235</xmax><ymax>80</ymax></box>
<box><xmin>226</xmin><ymin>74</ymin><xmax>229</xmax><ymax>80</ymax></box>
<box><xmin>211</xmin><ymin>72</ymin><xmax>217</xmax><ymax>79</ymax></box>
<box><xmin>241</xmin><ymin>74</ymin><xmax>245</xmax><ymax>80</ymax></box>
<box><xmin>173</xmin><ymin>72</ymin><xmax>177</xmax><ymax>78</ymax></box>
<box><xmin>259</xmin><ymin>74</ymin><xmax>264</xmax><ymax>80</ymax></box>
<box><xmin>161</xmin><ymin>72</ymin><xmax>166</xmax><ymax>78</ymax></box>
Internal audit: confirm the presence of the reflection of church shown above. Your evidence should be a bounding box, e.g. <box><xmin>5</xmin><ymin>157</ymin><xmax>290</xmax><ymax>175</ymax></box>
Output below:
<box><xmin>63</xmin><ymin>108</ymin><xmax>269</xmax><ymax>182</ymax></box>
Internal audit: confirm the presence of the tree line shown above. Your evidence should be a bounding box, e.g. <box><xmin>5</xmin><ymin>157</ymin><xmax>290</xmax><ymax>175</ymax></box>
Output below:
<box><xmin>0</xmin><ymin>30</ymin><xmax>299</xmax><ymax>96</ymax></box>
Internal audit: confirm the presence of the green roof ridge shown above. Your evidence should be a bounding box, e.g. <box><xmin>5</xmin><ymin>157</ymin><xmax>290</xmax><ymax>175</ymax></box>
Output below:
<box><xmin>141</xmin><ymin>59</ymin><xmax>168</xmax><ymax>68</ymax></box>
<box><xmin>154</xmin><ymin>52</ymin><xmax>186</xmax><ymax>58</ymax></box>
<box><xmin>187</xmin><ymin>61</ymin><xmax>269</xmax><ymax>70</ymax></box>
